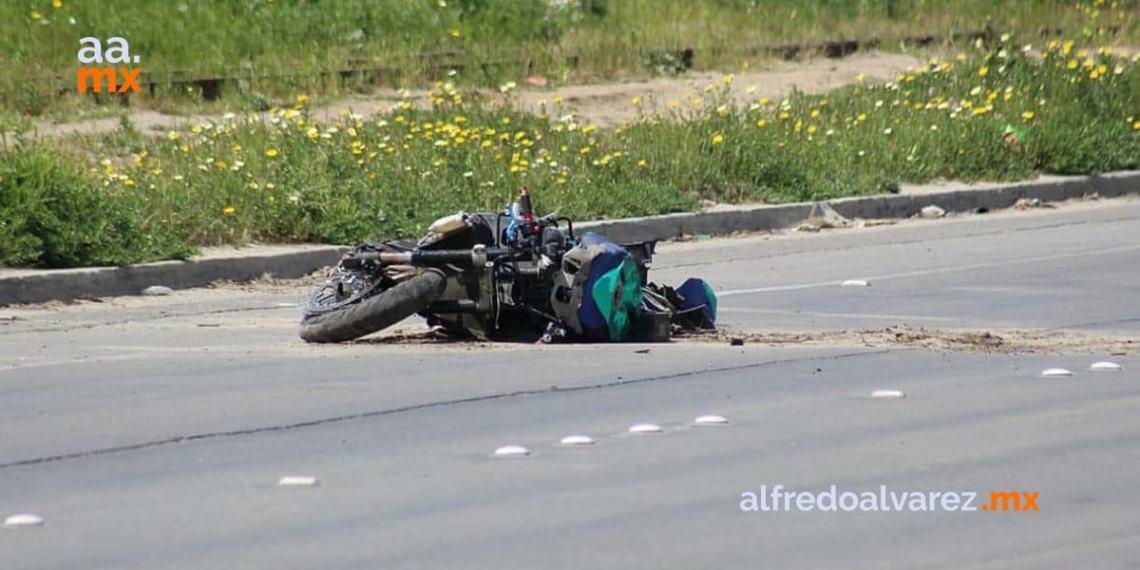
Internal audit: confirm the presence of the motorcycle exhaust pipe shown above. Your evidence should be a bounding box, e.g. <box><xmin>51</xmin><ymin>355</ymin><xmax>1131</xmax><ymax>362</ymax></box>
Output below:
<box><xmin>425</xmin><ymin>300</ymin><xmax>478</xmax><ymax>314</ymax></box>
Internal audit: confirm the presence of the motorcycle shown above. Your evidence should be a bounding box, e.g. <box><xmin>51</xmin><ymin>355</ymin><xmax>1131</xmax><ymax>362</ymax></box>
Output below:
<box><xmin>299</xmin><ymin>187</ymin><xmax>717</xmax><ymax>344</ymax></box>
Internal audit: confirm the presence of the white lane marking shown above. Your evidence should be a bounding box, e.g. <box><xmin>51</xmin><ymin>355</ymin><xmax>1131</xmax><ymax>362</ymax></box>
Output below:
<box><xmin>717</xmin><ymin>307</ymin><xmax>958</xmax><ymax>322</ymax></box>
<box><xmin>717</xmin><ymin>243</ymin><xmax>1140</xmax><ymax>297</ymax></box>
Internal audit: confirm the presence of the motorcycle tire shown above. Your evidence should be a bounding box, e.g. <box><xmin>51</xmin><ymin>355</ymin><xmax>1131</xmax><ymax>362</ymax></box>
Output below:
<box><xmin>298</xmin><ymin>270</ymin><xmax>447</xmax><ymax>343</ymax></box>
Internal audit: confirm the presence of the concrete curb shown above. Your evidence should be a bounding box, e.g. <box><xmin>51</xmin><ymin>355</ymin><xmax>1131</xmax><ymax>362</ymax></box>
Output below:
<box><xmin>577</xmin><ymin>171</ymin><xmax>1140</xmax><ymax>244</ymax></box>
<box><xmin>0</xmin><ymin>246</ymin><xmax>349</xmax><ymax>305</ymax></box>
<box><xmin>1</xmin><ymin>171</ymin><xmax>1137</xmax><ymax>305</ymax></box>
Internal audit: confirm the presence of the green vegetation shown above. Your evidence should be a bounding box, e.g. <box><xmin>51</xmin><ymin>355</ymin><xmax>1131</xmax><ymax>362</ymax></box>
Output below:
<box><xmin>2</xmin><ymin>0</ymin><xmax>1138</xmax><ymax>117</ymax></box>
<box><xmin>3</xmin><ymin>33</ymin><xmax>1137</xmax><ymax>267</ymax></box>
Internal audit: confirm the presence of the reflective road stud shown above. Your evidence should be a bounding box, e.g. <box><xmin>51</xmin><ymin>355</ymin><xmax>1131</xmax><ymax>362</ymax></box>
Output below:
<box><xmin>494</xmin><ymin>445</ymin><xmax>530</xmax><ymax>457</ymax></box>
<box><xmin>3</xmin><ymin>514</ymin><xmax>44</xmax><ymax>528</ymax></box>
<box><xmin>560</xmin><ymin>435</ymin><xmax>595</xmax><ymax>446</ymax></box>
<box><xmin>871</xmin><ymin>389</ymin><xmax>906</xmax><ymax>399</ymax></box>
<box><xmin>1040</xmin><ymin>368</ymin><xmax>1074</xmax><ymax>377</ymax></box>
<box><xmin>278</xmin><ymin>476</ymin><xmax>319</xmax><ymax>487</ymax></box>
<box><xmin>841</xmin><ymin>279</ymin><xmax>870</xmax><ymax>287</ymax></box>
<box><xmin>1090</xmin><ymin>361</ymin><xmax>1123</xmax><ymax>371</ymax></box>
<box><xmin>629</xmin><ymin>423</ymin><xmax>663</xmax><ymax>434</ymax></box>
<box><xmin>694</xmin><ymin>415</ymin><xmax>729</xmax><ymax>425</ymax></box>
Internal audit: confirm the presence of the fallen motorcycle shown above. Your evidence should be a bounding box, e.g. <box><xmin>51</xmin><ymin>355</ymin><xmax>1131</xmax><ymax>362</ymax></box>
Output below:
<box><xmin>299</xmin><ymin>187</ymin><xmax>717</xmax><ymax>343</ymax></box>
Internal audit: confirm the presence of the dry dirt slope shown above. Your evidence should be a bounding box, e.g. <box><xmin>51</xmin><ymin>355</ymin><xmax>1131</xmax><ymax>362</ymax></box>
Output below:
<box><xmin>31</xmin><ymin>51</ymin><xmax>921</xmax><ymax>139</ymax></box>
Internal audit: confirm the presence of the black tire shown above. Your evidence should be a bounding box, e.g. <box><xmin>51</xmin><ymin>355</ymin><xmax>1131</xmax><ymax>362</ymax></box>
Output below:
<box><xmin>299</xmin><ymin>270</ymin><xmax>447</xmax><ymax>343</ymax></box>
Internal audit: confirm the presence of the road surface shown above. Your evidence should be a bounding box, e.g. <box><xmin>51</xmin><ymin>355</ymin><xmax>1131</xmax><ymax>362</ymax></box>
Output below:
<box><xmin>1</xmin><ymin>198</ymin><xmax>1138</xmax><ymax>569</ymax></box>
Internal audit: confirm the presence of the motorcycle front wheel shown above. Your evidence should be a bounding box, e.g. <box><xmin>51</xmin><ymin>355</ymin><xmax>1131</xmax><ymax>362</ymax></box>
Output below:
<box><xmin>298</xmin><ymin>269</ymin><xmax>447</xmax><ymax>343</ymax></box>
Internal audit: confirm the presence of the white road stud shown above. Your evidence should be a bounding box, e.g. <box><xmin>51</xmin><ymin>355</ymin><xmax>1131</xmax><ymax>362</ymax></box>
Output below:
<box><xmin>3</xmin><ymin>514</ymin><xmax>44</xmax><ymax>528</ymax></box>
<box><xmin>628</xmin><ymin>423</ymin><xmax>663</xmax><ymax>434</ymax></box>
<box><xmin>871</xmin><ymin>389</ymin><xmax>906</xmax><ymax>399</ymax></box>
<box><xmin>841</xmin><ymin>279</ymin><xmax>870</xmax><ymax>287</ymax></box>
<box><xmin>694</xmin><ymin>415</ymin><xmax>729</xmax><ymax>425</ymax></box>
<box><xmin>493</xmin><ymin>445</ymin><xmax>530</xmax><ymax>457</ymax></box>
<box><xmin>1090</xmin><ymin>361</ymin><xmax>1123</xmax><ymax>371</ymax></box>
<box><xmin>560</xmin><ymin>435</ymin><xmax>596</xmax><ymax>446</ymax></box>
<box><xmin>277</xmin><ymin>476</ymin><xmax>320</xmax><ymax>487</ymax></box>
<box><xmin>1040</xmin><ymin>368</ymin><xmax>1074</xmax><ymax>377</ymax></box>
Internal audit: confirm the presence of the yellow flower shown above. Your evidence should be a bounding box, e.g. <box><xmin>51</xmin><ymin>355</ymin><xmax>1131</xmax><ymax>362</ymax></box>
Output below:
<box><xmin>978</xmin><ymin>66</ymin><xmax>989</xmax><ymax>77</ymax></box>
<box><xmin>631</xmin><ymin>96</ymin><xmax>642</xmax><ymax>106</ymax></box>
<box><xmin>31</xmin><ymin>11</ymin><xmax>42</xmax><ymax>20</ymax></box>
<box><xmin>1133</xmin><ymin>120</ymin><xmax>1140</xmax><ymax>130</ymax></box>
<box><xmin>222</xmin><ymin>206</ymin><xmax>236</xmax><ymax>215</ymax></box>
<box><xmin>806</xmin><ymin>125</ymin><xmax>818</xmax><ymax>134</ymax></box>
<box><xmin>1067</xmin><ymin>59</ymin><xmax>1079</xmax><ymax>70</ymax></box>
<box><xmin>450</xmin><ymin>29</ymin><xmax>461</xmax><ymax>38</ymax></box>
<box><xmin>711</xmin><ymin>134</ymin><xmax>724</xmax><ymax>144</ymax></box>
<box><xmin>167</xmin><ymin>131</ymin><xmax>180</xmax><ymax>141</ymax></box>
<box><xmin>1022</xmin><ymin>111</ymin><xmax>1035</xmax><ymax>120</ymax></box>
<box><xmin>579</xmin><ymin>146</ymin><xmax>591</xmax><ymax>155</ymax></box>
<box><xmin>756</xmin><ymin>119</ymin><xmax>767</xmax><ymax>128</ymax></box>
<box><xmin>265</xmin><ymin>149</ymin><xmax>279</xmax><ymax>157</ymax></box>
<box><xmin>854</xmin><ymin>74</ymin><xmax>865</xmax><ymax>84</ymax></box>
<box><xmin>637</xmin><ymin>159</ymin><xmax>648</xmax><ymax>167</ymax></box>
<box><xmin>53</xmin><ymin>0</ymin><xmax>63</xmax><ymax>8</ymax></box>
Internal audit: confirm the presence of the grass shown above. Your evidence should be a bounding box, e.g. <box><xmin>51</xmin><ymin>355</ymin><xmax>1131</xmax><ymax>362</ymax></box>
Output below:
<box><xmin>2</xmin><ymin>31</ymin><xmax>1137</xmax><ymax>268</ymax></box>
<box><xmin>2</xmin><ymin>0</ymin><xmax>1139</xmax><ymax>118</ymax></box>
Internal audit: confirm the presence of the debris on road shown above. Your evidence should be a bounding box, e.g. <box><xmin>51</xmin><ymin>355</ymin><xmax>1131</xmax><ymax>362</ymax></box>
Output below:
<box><xmin>796</xmin><ymin>202</ymin><xmax>852</xmax><ymax>232</ymax></box>
<box><xmin>141</xmin><ymin>285</ymin><xmax>174</xmax><ymax>296</ymax></box>
<box><xmin>919</xmin><ymin>204</ymin><xmax>947</xmax><ymax>219</ymax></box>
<box><xmin>1014</xmin><ymin>197</ymin><xmax>1056</xmax><ymax>210</ymax></box>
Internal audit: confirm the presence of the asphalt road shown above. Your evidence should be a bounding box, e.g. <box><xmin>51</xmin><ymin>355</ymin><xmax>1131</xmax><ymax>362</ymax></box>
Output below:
<box><xmin>1</xmin><ymin>199</ymin><xmax>1138</xmax><ymax>570</ymax></box>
